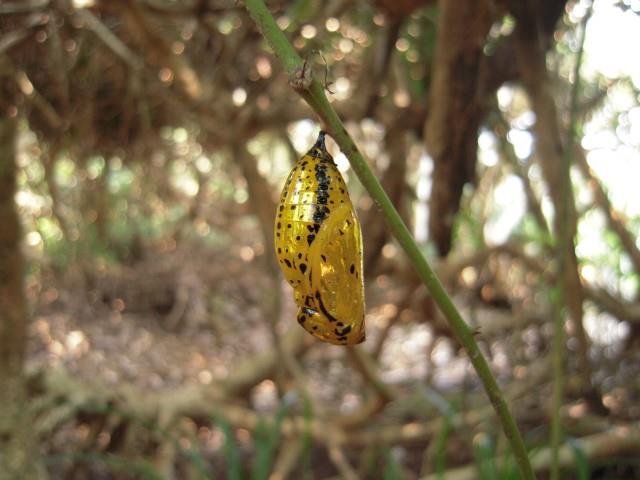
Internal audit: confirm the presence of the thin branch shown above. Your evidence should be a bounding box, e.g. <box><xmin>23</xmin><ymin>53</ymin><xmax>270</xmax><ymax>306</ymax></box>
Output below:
<box><xmin>361</xmin><ymin>18</ymin><xmax>402</xmax><ymax>117</ymax></box>
<box><xmin>241</xmin><ymin>2</ymin><xmax>535</xmax><ymax>479</ymax></box>
<box><xmin>575</xmin><ymin>151</ymin><xmax>640</xmax><ymax>277</ymax></box>
<box><xmin>551</xmin><ymin>5</ymin><xmax>593</xmax><ymax>478</ymax></box>
<box><xmin>74</xmin><ymin>9</ymin><xmax>144</xmax><ymax>71</ymax></box>
<box><xmin>1</xmin><ymin>57</ymin><xmax>64</xmax><ymax>129</ymax></box>
<box><xmin>494</xmin><ymin>113</ymin><xmax>551</xmax><ymax>238</ymax></box>
<box><xmin>513</xmin><ymin>0</ymin><xmax>604</xmax><ymax>442</ymax></box>
<box><xmin>0</xmin><ymin>12</ymin><xmax>49</xmax><ymax>54</ymax></box>
<box><xmin>0</xmin><ymin>0</ymin><xmax>49</xmax><ymax>14</ymax></box>
<box><xmin>221</xmin><ymin>327</ymin><xmax>307</xmax><ymax>397</ymax></box>
<box><xmin>584</xmin><ymin>287</ymin><xmax>640</xmax><ymax>324</ymax></box>
<box><xmin>371</xmin><ymin>283</ymin><xmax>418</xmax><ymax>359</ymax></box>
<box><xmin>327</xmin><ymin>445</ymin><xmax>360</xmax><ymax>480</ymax></box>
<box><xmin>346</xmin><ymin>347</ymin><xmax>398</xmax><ymax>403</ymax></box>
<box><xmin>271</xmin><ymin>437</ymin><xmax>305</xmax><ymax>480</ymax></box>
<box><xmin>420</xmin><ymin>426</ymin><xmax>640</xmax><ymax>480</ymax></box>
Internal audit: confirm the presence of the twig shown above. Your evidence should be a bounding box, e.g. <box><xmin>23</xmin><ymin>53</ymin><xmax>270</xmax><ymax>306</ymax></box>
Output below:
<box><xmin>332</xmin><ymin>396</ymin><xmax>388</xmax><ymax>429</ymax></box>
<box><xmin>0</xmin><ymin>12</ymin><xmax>49</xmax><ymax>54</ymax></box>
<box><xmin>270</xmin><ymin>436</ymin><xmax>304</xmax><ymax>480</ymax></box>
<box><xmin>74</xmin><ymin>9</ymin><xmax>144</xmax><ymax>71</ymax></box>
<box><xmin>346</xmin><ymin>347</ymin><xmax>397</xmax><ymax>403</ymax></box>
<box><xmin>514</xmin><ymin>1</ymin><xmax>598</xmax><ymax>415</ymax></box>
<box><xmin>327</xmin><ymin>445</ymin><xmax>360</xmax><ymax>480</ymax></box>
<box><xmin>2</xmin><ymin>58</ymin><xmax>64</xmax><ymax>129</ymax></box>
<box><xmin>420</xmin><ymin>426</ymin><xmax>640</xmax><ymax>480</ymax></box>
<box><xmin>118</xmin><ymin>0</ymin><xmax>202</xmax><ymax>99</ymax></box>
<box><xmin>0</xmin><ymin>0</ymin><xmax>49</xmax><ymax>14</ymax></box>
<box><xmin>241</xmin><ymin>2</ymin><xmax>534</xmax><ymax>478</ymax></box>
<box><xmin>371</xmin><ymin>282</ymin><xmax>417</xmax><ymax>359</ymax></box>
<box><xmin>494</xmin><ymin>113</ymin><xmax>550</xmax><ymax>238</ymax></box>
<box><xmin>221</xmin><ymin>328</ymin><xmax>307</xmax><ymax>397</ymax></box>
<box><xmin>575</xmin><ymin>151</ymin><xmax>640</xmax><ymax>276</ymax></box>
<box><xmin>551</xmin><ymin>4</ymin><xmax>593</xmax><ymax>478</ymax></box>
<box><xmin>583</xmin><ymin>287</ymin><xmax>640</xmax><ymax>324</ymax></box>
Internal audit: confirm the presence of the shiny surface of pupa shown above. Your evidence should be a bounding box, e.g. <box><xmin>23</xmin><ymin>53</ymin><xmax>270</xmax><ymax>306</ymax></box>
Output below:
<box><xmin>274</xmin><ymin>131</ymin><xmax>365</xmax><ymax>345</ymax></box>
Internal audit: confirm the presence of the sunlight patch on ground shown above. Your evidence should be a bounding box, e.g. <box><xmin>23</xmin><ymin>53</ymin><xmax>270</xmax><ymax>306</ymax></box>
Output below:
<box><xmin>381</xmin><ymin>324</ymin><xmax>432</xmax><ymax>383</ymax></box>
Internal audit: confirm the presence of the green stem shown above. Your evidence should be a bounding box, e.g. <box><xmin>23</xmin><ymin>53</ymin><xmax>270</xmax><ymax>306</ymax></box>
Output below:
<box><xmin>243</xmin><ymin>1</ymin><xmax>534</xmax><ymax>479</ymax></box>
<box><xmin>550</xmin><ymin>4</ymin><xmax>593</xmax><ymax>480</ymax></box>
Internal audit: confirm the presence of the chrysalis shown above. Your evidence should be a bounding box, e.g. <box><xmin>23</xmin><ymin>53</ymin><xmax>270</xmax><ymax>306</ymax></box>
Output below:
<box><xmin>274</xmin><ymin>131</ymin><xmax>365</xmax><ymax>345</ymax></box>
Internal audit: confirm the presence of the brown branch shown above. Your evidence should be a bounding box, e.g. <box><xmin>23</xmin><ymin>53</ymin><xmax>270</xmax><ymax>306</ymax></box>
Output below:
<box><xmin>36</xmin><ymin>351</ymin><xmax>576</xmax><ymax>455</ymax></box>
<box><xmin>343</xmin><ymin>406</ymin><xmax>492</xmax><ymax>447</ymax></box>
<box><xmin>231</xmin><ymin>140</ymin><xmax>297</xmax><ymax>395</ymax></box>
<box><xmin>584</xmin><ymin>287</ymin><xmax>640</xmax><ymax>325</ymax></box>
<box><xmin>1</xmin><ymin>56</ymin><xmax>64</xmax><ymax>130</ymax></box>
<box><xmin>39</xmin><ymin>366</ymin><xmax>344</xmax><ymax>446</ymax></box>
<box><xmin>117</xmin><ymin>0</ymin><xmax>202</xmax><ymax>99</ymax></box>
<box><xmin>220</xmin><ymin>328</ymin><xmax>308</xmax><ymax>397</ymax></box>
<box><xmin>328</xmin><ymin>445</ymin><xmax>360</xmax><ymax>480</ymax></box>
<box><xmin>271</xmin><ymin>436</ymin><xmax>305</xmax><ymax>480</ymax></box>
<box><xmin>332</xmin><ymin>396</ymin><xmax>389</xmax><ymax>429</ymax></box>
<box><xmin>346</xmin><ymin>346</ymin><xmax>398</xmax><ymax>403</ymax></box>
<box><xmin>493</xmin><ymin>114</ymin><xmax>550</xmax><ymax>236</ymax></box>
<box><xmin>420</xmin><ymin>426</ymin><xmax>640</xmax><ymax>480</ymax></box>
<box><xmin>363</xmin><ymin>121</ymin><xmax>410</xmax><ymax>273</ymax></box>
<box><xmin>74</xmin><ymin>8</ymin><xmax>144</xmax><ymax>71</ymax></box>
<box><xmin>0</xmin><ymin>12</ymin><xmax>49</xmax><ymax>54</ymax></box>
<box><xmin>370</xmin><ymin>283</ymin><xmax>418</xmax><ymax>359</ymax></box>
<box><xmin>361</xmin><ymin>17</ymin><xmax>402</xmax><ymax>118</ymax></box>
<box><xmin>41</xmin><ymin>142</ymin><xmax>74</xmax><ymax>243</ymax></box>
<box><xmin>512</xmin><ymin>3</ymin><xmax>598</xmax><ymax>408</ymax></box>
<box><xmin>0</xmin><ymin>0</ymin><xmax>49</xmax><ymax>14</ymax></box>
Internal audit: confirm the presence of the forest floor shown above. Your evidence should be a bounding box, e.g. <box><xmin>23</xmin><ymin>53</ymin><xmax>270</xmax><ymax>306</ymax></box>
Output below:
<box><xmin>25</xmin><ymin>237</ymin><xmax>464</xmax><ymax>405</ymax></box>
<box><xmin>22</xmin><ymin>238</ymin><xmax>640</xmax><ymax>479</ymax></box>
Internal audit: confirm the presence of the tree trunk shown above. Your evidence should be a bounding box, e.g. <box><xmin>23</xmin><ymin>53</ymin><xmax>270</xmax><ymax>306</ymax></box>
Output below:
<box><xmin>425</xmin><ymin>0</ymin><xmax>492</xmax><ymax>257</ymax></box>
<box><xmin>0</xmin><ymin>114</ymin><xmax>45</xmax><ymax>479</ymax></box>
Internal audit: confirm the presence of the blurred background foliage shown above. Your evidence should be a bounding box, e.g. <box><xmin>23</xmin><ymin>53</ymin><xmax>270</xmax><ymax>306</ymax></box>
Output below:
<box><xmin>1</xmin><ymin>0</ymin><xmax>640</xmax><ymax>478</ymax></box>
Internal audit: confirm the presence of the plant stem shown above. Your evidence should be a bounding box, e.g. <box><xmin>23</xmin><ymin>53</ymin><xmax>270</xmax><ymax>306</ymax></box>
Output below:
<box><xmin>550</xmin><ymin>4</ymin><xmax>593</xmax><ymax>480</ymax></box>
<box><xmin>243</xmin><ymin>1</ymin><xmax>535</xmax><ymax>478</ymax></box>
